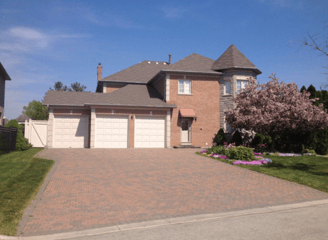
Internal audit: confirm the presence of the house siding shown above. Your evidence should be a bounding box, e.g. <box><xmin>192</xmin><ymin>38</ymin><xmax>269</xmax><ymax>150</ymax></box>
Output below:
<box><xmin>168</xmin><ymin>74</ymin><xmax>221</xmax><ymax>147</ymax></box>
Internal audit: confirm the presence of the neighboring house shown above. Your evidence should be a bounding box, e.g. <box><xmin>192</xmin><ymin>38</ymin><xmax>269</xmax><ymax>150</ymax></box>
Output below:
<box><xmin>43</xmin><ymin>44</ymin><xmax>261</xmax><ymax>148</ymax></box>
<box><xmin>16</xmin><ymin>113</ymin><xmax>31</xmax><ymax>136</ymax></box>
<box><xmin>0</xmin><ymin>62</ymin><xmax>11</xmax><ymax>126</ymax></box>
<box><xmin>16</xmin><ymin>113</ymin><xmax>31</xmax><ymax>125</ymax></box>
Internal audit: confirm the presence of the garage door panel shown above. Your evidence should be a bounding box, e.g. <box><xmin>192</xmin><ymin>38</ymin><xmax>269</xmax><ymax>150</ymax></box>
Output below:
<box><xmin>54</xmin><ymin>116</ymin><xmax>89</xmax><ymax>148</ymax></box>
<box><xmin>95</xmin><ymin>115</ymin><xmax>128</xmax><ymax>148</ymax></box>
<box><xmin>135</xmin><ymin>117</ymin><xmax>165</xmax><ymax>148</ymax></box>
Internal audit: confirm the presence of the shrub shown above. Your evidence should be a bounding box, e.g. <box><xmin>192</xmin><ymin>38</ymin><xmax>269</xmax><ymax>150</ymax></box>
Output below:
<box><xmin>313</xmin><ymin>126</ymin><xmax>328</xmax><ymax>155</ymax></box>
<box><xmin>302</xmin><ymin>148</ymin><xmax>316</xmax><ymax>155</ymax></box>
<box><xmin>4</xmin><ymin>120</ymin><xmax>29</xmax><ymax>151</ymax></box>
<box><xmin>214</xmin><ymin>128</ymin><xmax>227</xmax><ymax>146</ymax></box>
<box><xmin>228</xmin><ymin>146</ymin><xmax>255</xmax><ymax>161</ymax></box>
<box><xmin>251</xmin><ymin>132</ymin><xmax>273</xmax><ymax>151</ymax></box>
<box><xmin>230</xmin><ymin>130</ymin><xmax>242</xmax><ymax>146</ymax></box>
<box><xmin>206</xmin><ymin>145</ymin><xmax>229</xmax><ymax>156</ymax></box>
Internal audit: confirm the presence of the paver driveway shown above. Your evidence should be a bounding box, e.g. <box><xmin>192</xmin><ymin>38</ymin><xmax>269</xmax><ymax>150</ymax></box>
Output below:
<box><xmin>20</xmin><ymin>148</ymin><xmax>328</xmax><ymax>236</ymax></box>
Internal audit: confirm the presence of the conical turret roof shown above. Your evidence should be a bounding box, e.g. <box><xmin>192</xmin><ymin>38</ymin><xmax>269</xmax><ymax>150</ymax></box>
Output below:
<box><xmin>212</xmin><ymin>44</ymin><xmax>261</xmax><ymax>74</ymax></box>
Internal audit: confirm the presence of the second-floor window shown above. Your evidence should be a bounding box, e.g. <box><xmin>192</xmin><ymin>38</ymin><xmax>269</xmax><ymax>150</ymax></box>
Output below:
<box><xmin>178</xmin><ymin>80</ymin><xmax>191</xmax><ymax>94</ymax></box>
<box><xmin>237</xmin><ymin>80</ymin><xmax>248</xmax><ymax>94</ymax></box>
<box><xmin>224</xmin><ymin>81</ymin><xmax>231</xmax><ymax>94</ymax></box>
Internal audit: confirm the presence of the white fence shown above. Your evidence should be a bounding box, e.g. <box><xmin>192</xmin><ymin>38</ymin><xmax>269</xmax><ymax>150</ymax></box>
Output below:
<box><xmin>24</xmin><ymin>119</ymin><xmax>48</xmax><ymax>148</ymax></box>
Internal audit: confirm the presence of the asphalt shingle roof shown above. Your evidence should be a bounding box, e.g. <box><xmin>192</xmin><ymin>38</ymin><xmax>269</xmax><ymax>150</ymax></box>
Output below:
<box><xmin>43</xmin><ymin>85</ymin><xmax>176</xmax><ymax>108</ymax></box>
<box><xmin>99</xmin><ymin>60</ymin><xmax>170</xmax><ymax>84</ymax></box>
<box><xmin>211</xmin><ymin>44</ymin><xmax>261</xmax><ymax>74</ymax></box>
<box><xmin>16</xmin><ymin>113</ymin><xmax>31</xmax><ymax>122</ymax></box>
<box><xmin>164</xmin><ymin>53</ymin><xmax>220</xmax><ymax>74</ymax></box>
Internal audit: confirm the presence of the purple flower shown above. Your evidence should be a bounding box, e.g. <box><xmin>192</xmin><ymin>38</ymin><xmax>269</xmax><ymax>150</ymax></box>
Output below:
<box><xmin>232</xmin><ymin>160</ymin><xmax>268</xmax><ymax>165</ymax></box>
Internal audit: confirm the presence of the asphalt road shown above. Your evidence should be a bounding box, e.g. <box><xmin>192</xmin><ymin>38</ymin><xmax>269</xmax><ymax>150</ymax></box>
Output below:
<box><xmin>62</xmin><ymin>202</ymin><xmax>328</xmax><ymax>240</ymax></box>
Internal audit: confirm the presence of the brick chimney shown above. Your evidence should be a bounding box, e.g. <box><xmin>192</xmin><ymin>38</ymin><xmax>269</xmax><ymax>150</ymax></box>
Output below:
<box><xmin>169</xmin><ymin>54</ymin><xmax>171</xmax><ymax>64</ymax></box>
<box><xmin>97</xmin><ymin>63</ymin><xmax>102</xmax><ymax>80</ymax></box>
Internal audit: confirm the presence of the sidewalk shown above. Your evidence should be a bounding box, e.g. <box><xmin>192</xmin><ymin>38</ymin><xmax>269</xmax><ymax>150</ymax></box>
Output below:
<box><xmin>2</xmin><ymin>199</ymin><xmax>328</xmax><ymax>240</ymax></box>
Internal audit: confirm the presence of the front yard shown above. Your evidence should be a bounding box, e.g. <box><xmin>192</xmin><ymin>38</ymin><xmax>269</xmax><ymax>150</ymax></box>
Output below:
<box><xmin>196</xmin><ymin>151</ymin><xmax>328</xmax><ymax>193</ymax></box>
<box><xmin>0</xmin><ymin>148</ymin><xmax>54</xmax><ymax>236</ymax></box>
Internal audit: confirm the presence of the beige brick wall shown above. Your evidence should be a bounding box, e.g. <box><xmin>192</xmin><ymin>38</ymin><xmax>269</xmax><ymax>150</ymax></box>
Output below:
<box><xmin>167</xmin><ymin>74</ymin><xmax>221</xmax><ymax>147</ymax></box>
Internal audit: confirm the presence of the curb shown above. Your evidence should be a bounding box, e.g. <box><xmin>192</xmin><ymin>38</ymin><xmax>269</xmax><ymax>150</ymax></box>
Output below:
<box><xmin>2</xmin><ymin>198</ymin><xmax>328</xmax><ymax>240</ymax></box>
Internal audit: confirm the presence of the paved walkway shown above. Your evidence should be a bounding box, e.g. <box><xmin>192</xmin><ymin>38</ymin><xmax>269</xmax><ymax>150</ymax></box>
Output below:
<box><xmin>18</xmin><ymin>148</ymin><xmax>328</xmax><ymax>237</ymax></box>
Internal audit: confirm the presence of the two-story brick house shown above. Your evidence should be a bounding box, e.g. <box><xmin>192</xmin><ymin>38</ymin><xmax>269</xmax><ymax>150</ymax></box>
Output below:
<box><xmin>43</xmin><ymin>44</ymin><xmax>261</xmax><ymax>148</ymax></box>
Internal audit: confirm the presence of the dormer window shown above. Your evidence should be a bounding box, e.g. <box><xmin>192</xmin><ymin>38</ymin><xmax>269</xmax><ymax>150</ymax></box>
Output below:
<box><xmin>237</xmin><ymin>80</ymin><xmax>248</xmax><ymax>94</ymax></box>
<box><xmin>178</xmin><ymin>80</ymin><xmax>191</xmax><ymax>94</ymax></box>
<box><xmin>224</xmin><ymin>81</ymin><xmax>231</xmax><ymax>94</ymax></box>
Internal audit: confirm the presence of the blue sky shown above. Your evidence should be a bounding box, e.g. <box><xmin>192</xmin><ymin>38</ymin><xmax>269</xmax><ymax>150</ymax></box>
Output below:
<box><xmin>1</xmin><ymin>0</ymin><xmax>327</xmax><ymax>120</ymax></box>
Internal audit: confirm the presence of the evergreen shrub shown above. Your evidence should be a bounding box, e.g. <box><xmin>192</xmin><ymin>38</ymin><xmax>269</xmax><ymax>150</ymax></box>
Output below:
<box><xmin>230</xmin><ymin>130</ymin><xmax>243</xmax><ymax>146</ymax></box>
<box><xmin>214</xmin><ymin>128</ymin><xmax>227</xmax><ymax>146</ymax></box>
<box><xmin>4</xmin><ymin>120</ymin><xmax>29</xmax><ymax>151</ymax></box>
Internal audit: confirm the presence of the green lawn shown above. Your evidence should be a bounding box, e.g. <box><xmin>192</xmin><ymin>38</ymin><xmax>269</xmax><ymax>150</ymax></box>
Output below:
<box><xmin>196</xmin><ymin>152</ymin><xmax>328</xmax><ymax>193</ymax></box>
<box><xmin>0</xmin><ymin>148</ymin><xmax>54</xmax><ymax>236</ymax></box>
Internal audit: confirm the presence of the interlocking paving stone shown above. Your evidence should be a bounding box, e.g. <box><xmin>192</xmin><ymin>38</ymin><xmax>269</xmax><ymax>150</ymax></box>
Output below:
<box><xmin>19</xmin><ymin>148</ymin><xmax>328</xmax><ymax>236</ymax></box>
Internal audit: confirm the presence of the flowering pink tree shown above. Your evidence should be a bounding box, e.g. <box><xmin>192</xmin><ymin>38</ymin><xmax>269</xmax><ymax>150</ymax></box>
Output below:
<box><xmin>225</xmin><ymin>74</ymin><xmax>328</xmax><ymax>151</ymax></box>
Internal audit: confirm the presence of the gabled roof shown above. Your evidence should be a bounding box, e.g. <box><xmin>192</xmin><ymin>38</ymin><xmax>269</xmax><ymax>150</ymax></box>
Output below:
<box><xmin>99</xmin><ymin>60</ymin><xmax>171</xmax><ymax>84</ymax></box>
<box><xmin>16</xmin><ymin>113</ymin><xmax>31</xmax><ymax>122</ymax></box>
<box><xmin>212</xmin><ymin>44</ymin><xmax>261</xmax><ymax>74</ymax></box>
<box><xmin>43</xmin><ymin>86</ymin><xmax>176</xmax><ymax>109</ymax></box>
<box><xmin>0</xmin><ymin>62</ymin><xmax>11</xmax><ymax>80</ymax></box>
<box><xmin>164</xmin><ymin>53</ymin><xmax>220</xmax><ymax>75</ymax></box>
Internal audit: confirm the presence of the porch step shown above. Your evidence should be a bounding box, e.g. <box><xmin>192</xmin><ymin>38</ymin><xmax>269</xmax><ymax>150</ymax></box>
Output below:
<box><xmin>173</xmin><ymin>145</ymin><xmax>201</xmax><ymax>149</ymax></box>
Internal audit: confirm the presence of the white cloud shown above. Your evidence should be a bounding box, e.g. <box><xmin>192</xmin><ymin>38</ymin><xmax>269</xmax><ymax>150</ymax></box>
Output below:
<box><xmin>0</xmin><ymin>27</ymin><xmax>88</xmax><ymax>53</ymax></box>
<box><xmin>0</xmin><ymin>27</ymin><xmax>89</xmax><ymax>119</ymax></box>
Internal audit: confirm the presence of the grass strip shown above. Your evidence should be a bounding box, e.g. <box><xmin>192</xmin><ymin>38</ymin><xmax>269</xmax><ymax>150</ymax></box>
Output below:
<box><xmin>0</xmin><ymin>148</ymin><xmax>54</xmax><ymax>236</ymax></box>
<box><xmin>196</xmin><ymin>152</ymin><xmax>328</xmax><ymax>193</ymax></box>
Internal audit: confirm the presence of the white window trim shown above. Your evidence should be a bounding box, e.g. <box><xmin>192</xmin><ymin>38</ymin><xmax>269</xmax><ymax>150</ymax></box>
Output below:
<box><xmin>236</xmin><ymin>79</ymin><xmax>249</xmax><ymax>94</ymax></box>
<box><xmin>178</xmin><ymin>80</ymin><xmax>191</xmax><ymax>94</ymax></box>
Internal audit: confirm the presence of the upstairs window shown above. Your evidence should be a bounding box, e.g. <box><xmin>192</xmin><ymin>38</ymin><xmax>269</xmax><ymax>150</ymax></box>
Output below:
<box><xmin>178</xmin><ymin>80</ymin><xmax>191</xmax><ymax>94</ymax></box>
<box><xmin>237</xmin><ymin>80</ymin><xmax>248</xmax><ymax>94</ymax></box>
<box><xmin>224</xmin><ymin>81</ymin><xmax>231</xmax><ymax>94</ymax></box>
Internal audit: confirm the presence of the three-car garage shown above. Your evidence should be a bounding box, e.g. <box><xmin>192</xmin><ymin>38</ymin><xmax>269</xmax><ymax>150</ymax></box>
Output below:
<box><xmin>51</xmin><ymin>111</ymin><xmax>167</xmax><ymax>149</ymax></box>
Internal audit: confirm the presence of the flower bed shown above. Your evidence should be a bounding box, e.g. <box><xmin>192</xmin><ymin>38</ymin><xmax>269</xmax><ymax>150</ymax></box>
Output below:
<box><xmin>201</xmin><ymin>144</ymin><xmax>317</xmax><ymax>167</ymax></box>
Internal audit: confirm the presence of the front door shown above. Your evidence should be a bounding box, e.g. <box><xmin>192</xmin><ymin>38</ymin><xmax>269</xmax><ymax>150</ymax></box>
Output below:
<box><xmin>181</xmin><ymin>119</ymin><xmax>190</xmax><ymax>143</ymax></box>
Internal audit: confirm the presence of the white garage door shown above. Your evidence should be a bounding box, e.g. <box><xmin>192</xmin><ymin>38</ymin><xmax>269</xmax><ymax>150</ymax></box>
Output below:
<box><xmin>95</xmin><ymin>115</ymin><xmax>128</xmax><ymax>148</ymax></box>
<box><xmin>53</xmin><ymin>115</ymin><xmax>89</xmax><ymax>148</ymax></box>
<box><xmin>135</xmin><ymin>116</ymin><xmax>165</xmax><ymax>148</ymax></box>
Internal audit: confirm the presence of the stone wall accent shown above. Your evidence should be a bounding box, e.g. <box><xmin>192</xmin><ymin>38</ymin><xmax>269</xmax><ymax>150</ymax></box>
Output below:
<box><xmin>219</xmin><ymin>69</ymin><xmax>257</xmax><ymax>142</ymax></box>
